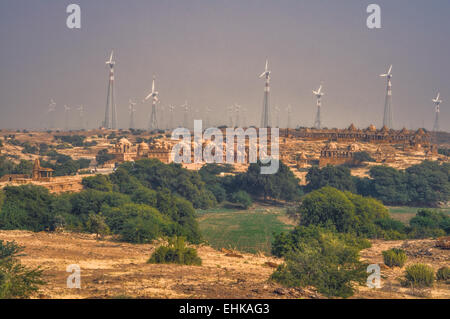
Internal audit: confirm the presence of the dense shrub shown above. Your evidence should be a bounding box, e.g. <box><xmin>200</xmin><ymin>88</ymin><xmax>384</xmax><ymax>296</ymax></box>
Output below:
<box><xmin>229</xmin><ymin>190</ymin><xmax>253</xmax><ymax>209</ymax></box>
<box><xmin>271</xmin><ymin>226</ymin><xmax>369</xmax><ymax>298</ymax></box>
<box><xmin>305</xmin><ymin>165</ymin><xmax>356</xmax><ymax>193</ymax></box>
<box><xmin>436</xmin><ymin>267</ymin><xmax>450</xmax><ymax>283</ymax></box>
<box><xmin>402</xmin><ymin>264</ymin><xmax>435</xmax><ymax>288</ymax></box>
<box><xmin>382</xmin><ymin>248</ymin><xmax>407</xmax><ymax>268</ymax></box>
<box><xmin>0</xmin><ymin>241</ymin><xmax>45</xmax><ymax>298</ymax></box>
<box><xmin>148</xmin><ymin>237</ymin><xmax>202</xmax><ymax>266</ymax></box>
<box><xmin>298</xmin><ymin>187</ymin><xmax>394</xmax><ymax>238</ymax></box>
<box><xmin>0</xmin><ymin>185</ymin><xmax>54</xmax><ymax>232</ymax></box>
<box><xmin>85</xmin><ymin>213</ymin><xmax>110</xmax><ymax>239</ymax></box>
<box><xmin>409</xmin><ymin>209</ymin><xmax>450</xmax><ymax>238</ymax></box>
<box><xmin>119</xmin><ymin>159</ymin><xmax>216</xmax><ymax>209</ymax></box>
<box><xmin>360</xmin><ymin>161</ymin><xmax>450</xmax><ymax>207</ymax></box>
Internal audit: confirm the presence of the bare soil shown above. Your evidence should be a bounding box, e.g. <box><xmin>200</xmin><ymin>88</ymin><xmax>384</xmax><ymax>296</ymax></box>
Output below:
<box><xmin>0</xmin><ymin>230</ymin><xmax>448</xmax><ymax>299</ymax></box>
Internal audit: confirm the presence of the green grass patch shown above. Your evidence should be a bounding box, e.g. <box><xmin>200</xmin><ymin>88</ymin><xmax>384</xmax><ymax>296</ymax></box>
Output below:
<box><xmin>388</xmin><ymin>206</ymin><xmax>450</xmax><ymax>224</ymax></box>
<box><xmin>198</xmin><ymin>206</ymin><xmax>294</xmax><ymax>254</ymax></box>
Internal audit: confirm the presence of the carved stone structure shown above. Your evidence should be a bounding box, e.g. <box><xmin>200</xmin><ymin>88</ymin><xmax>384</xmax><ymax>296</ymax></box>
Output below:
<box><xmin>284</xmin><ymin>124</ymin><xmax>432</xmax><ymax>146</ymax></box>
<box><xmin>319</xmin><ymin>143</ymin><xmax>359</xmax><ymax>167</ymax></box>
<box><xmin>32</xmin><ymin>158</ymin><xmax>54</xmax><ymax>181</ymax></box>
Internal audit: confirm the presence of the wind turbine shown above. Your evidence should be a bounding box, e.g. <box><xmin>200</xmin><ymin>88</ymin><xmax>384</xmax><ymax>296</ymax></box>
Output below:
<box><xmin>47</xmin><ymin>99</ymin><xmax>56</xmax><ymax>129</ymax></box>
<box><xmin>128</xmin><ymin>99</ymin><xmax>137</xmax><ymax>130</ymax></box>
<box><xmin>286</xmin><ymin>104</ymin><xmax>292</xmax><ymax>129</ymax></box>
<box><xmin>234</xmin><ymin>103</ymin><xmax>241</xmax><ymax>127</ymax></box>
<box><xmin>144</xmin><ymin>76</ymin><xmax>160</xmax><ymax>130</ymax></box>
<box><xmin>104</xmin><ymin>50</ymin><xmax>117</xmax><ymax>130</ymax></box>
<box><xmin>259</xmin><ymin>59</ymin><xmax>271</xmax><ymax>128</ymax></box>
<box><xmin>380</xmin><ymin>65</ymin><xmax>394</xmax><ymax>129</ymax></box>
<box><xmin>228</xmin><ymin>105</ymin><xmax>235</xmax><ymax>127</ymax></box>
<box><xmin>77</xmin><ymin>105</ymin><xmax>85</xmax><ymax>130</ymax></box>
<box><xmin>180</xmin><ymin>101</ymin><xmax>189</xmax><ymax>128</ymax></box>
<box><xmin>168</xmin><ymin>105</ymin><xmax>175</xmax><ymax>129</ymax></box>
<box><xmin>64</xmin><ymin>105</ymin><xmax>70</xmax><ymax>130</ymax></box>
<box><xmin>432</xmin><ymin>92</ymin><xmax>443</xmax><ymax>132</ymax></box>
<box><xmin>313</xmin><ymin>84</ymin><xmax>324</xmax><ymax>129</ymax></box>
<box><xmin>274</xmin><ymin>105</ymin><xmax>280</xmax><ymax>128</ymax></box>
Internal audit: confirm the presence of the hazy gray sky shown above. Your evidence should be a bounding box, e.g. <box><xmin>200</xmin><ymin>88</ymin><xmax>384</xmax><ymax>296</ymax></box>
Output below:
<box><xmin>0</xmin><ymin>0</ymin><xmax>449</xmax><ymax>131</ymax></box>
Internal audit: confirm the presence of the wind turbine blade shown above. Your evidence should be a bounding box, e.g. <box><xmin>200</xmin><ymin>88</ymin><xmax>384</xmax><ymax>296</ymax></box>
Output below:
<box><xmin>388</xmin><ymin>65</ymin><xmax>392</xmax><ymax>74</ymax></box>
<box><xmin>152</xmin><ymin>79</ymin><xmax>155</xmax><ymax>92</ymax></box>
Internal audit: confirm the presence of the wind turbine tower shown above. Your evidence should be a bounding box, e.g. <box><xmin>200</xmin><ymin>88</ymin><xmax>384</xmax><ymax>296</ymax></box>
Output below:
<box><xmin>181</xmin><ymin>101</ymin><xmax>189</xmax><ymax>129</ymax></box>
<box><xmin>168</xmin><ymin>105</ymin><xmax>175</xmax><ymax>129</ymax></box>
<box><xmin>432</xmin><ymin>92</ymin><xmax>442</xmax><ymax>132</ymax></box>
<box><xmin>380</xmin><ymin>65</ymin><xmax>394</xmax><ymax>129</ymax></box>
<box><xmin>274</xmin><ymin>105</ymin><xmax>280</xmax><ymax>128</ymax></box>
<box><xmin>64</xmin><ymin>105</ymin><xmax>70</xmax><ymax>130</ymax></box>
<box><xmin>286</xmin><ymin>104</ymin><xmax>292</xmax><ymax>129</ymax></box>
<box><xmin>313</xmin><ymin>85</ymin><xmax>324</xmax><ymax>129</ymax></box>
<box><xmin>77</xmin><ymin>105</ymin><xmax>85</xmax><ymax>130</ymax></box>
<box><xmin>128</xmin><ymin>99</ymin><xmax>136</xmax><ymax>130</ymax></box>
<box><xmin>144</xmin><ymin>76</ymin><xmax>160</xmax><ymax>130</ymax></box>
<box><xmin>259</xmin><ymin>59</ymin><xmax>271</xmax><ymax>127</ymax></box>
<box><xmin>47</xmin><ymin>99</ymin><xmax>56</xmax><ymax>129</ymax></box>
<box><xmin>234</xmin><ymin>103</ymin><xmax>241</xmax><ymax>127</ymax></box>
<box><xmin>104</xmin><ymin>51</ymin><xmax>117</xmax><ymax>130</ymax></box>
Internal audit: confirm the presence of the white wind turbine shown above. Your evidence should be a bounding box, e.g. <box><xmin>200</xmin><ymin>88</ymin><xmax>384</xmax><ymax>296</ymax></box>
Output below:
<box><xmin>168</xmin><ymin>105</ymin><xmax>175</xmax><ymax>129</ymax></box>
<box><xmin>64</xmin><ymin>105</ymin><xmax>70</xmax><ymax>130</ymax></box>
<box><xmin>432</xmin><ymin>92</ymin><xmax>443</xmax><ymax>132</ymax></box>
<box><xmin>259</xmin><ymin>59</ymin><xmax>271</xmax><ymax>128</ymax></box>
<box><xmin>274</xmin><ymin>105</ymin><xmax>280</xmax><ymax>128</ymax></box>
<box><xmin>77</xmin><ymin>105</ymin><xmax>85</xmax><ymax>130</ymax></box>
<box><xmin>234</xmin><ymin>103</ymin><xmax>242</xmax><ymax>127</ymax></box>
<box><xmin>380</xmin><ymin>65</ymin><xmax>394</xmax><ymax>129</ymax></box>
<box><xmin>144</xmin><ymin>77</ymin><xmax>160</xmax><ymax>130</ymax></box>
<box><xmin>180</xmin><ymin>101</ymin><xmax>189</xmax><ymax>128</ymax></box>
<box><xmin>128</xmin><ymin>99</ymin><xmax>137</xmax><ymax>130</ymax></box>
<box><xmin>313</xmin><ymin>84</ymin><xmax>325</xmax><ymax>129</ymax></box>
<box><xmin>47</xmin><ymin>99</ymin><xmax>56</xmax><ymax>129</ymax></box>
<box><xmin>286</xmin><ymin>104</ymin><xmax>292</xmax><ymax>129</ymax></box>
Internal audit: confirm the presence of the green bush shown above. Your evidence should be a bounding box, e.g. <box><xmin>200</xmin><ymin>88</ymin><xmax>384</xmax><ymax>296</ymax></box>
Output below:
<box><xmin>402</xmin><ymin>264</ymin><xmax>435</xmax><ymax>288</ymax></box>
<box><xmin>229</xmin><ymin>190</ymin><xmax>253</xmax><ymax>209</ymax></box>
<box><xmin>382</xmin><ymin>248</ymin><xmax>407</xmax><ymax>268</ymax></box>
<box><xmin>86</xmin><ymin>213</ymin><xmax>110</xmax><ymax>239</ymax></box>
<box><xmin>436</xmin><ymin>267</ymin><xmax>450</xmax><ymax>283</ymax></box>
<box><xmin>298</xmin><ymin>187</ymin><xmax>396</xmax><ymax>238</ymax></box>
<box><xmin>271</xmin><ymin>226</ymin><xmax>369</xmax><ymax>298</ymax></box>
<box><xmin>409</xmin><ymin>209</ymin><xmax>450</xmax><ymax>238</ymax></box>
<box><xmin>148</xmin><ymin>237</ymin><xmax>202</xmax><ymax>266</ymax></box>
<box><xmin>0</xmin><ymin>240</ymin><xmax>45</xmax><ymax>298</ymax></box>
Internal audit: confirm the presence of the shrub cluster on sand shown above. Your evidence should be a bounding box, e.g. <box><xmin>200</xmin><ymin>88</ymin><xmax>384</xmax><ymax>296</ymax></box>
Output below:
<box><xmin>436</xmin><ymin>267</ymin><xmax>450</xmax><ymax>283</ymax></box>
<box><xmin>382</xmin><ymin>248</ymin><xmax>407</xmax><ymax>268</ymax></box>
<box><xmin>148</xmin><ymin>237</ymin><xmax>202</xmax><ymax>266</ymax></box>
<box><xmin>401</xmin><ymin>264</ymin><xmax>435</xmax><ymax>288</ymax></box>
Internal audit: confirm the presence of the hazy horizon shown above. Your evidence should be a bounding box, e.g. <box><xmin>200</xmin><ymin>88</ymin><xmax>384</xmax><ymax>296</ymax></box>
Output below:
<box><xmin>0</xmin><ymin>0</ymin><xmax>449</xmax><ymax>131</ymax></box>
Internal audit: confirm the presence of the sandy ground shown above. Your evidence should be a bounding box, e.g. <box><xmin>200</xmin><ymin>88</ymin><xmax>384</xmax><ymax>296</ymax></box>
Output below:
<box><xmin>0</xmin><ymin>230</ymin><xmax>448</xmax><ymax>299</ymax></box>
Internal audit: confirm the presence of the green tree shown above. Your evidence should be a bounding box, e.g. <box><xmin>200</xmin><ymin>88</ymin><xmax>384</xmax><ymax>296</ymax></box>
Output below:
<box><xmin>305</xmin><ymin>165</ymin><xmax>356</xmax><ymax>193</ymax></box>
<box><xmin>86</xmin><ymin>213</ymin><xmax>110</xmax><ymax>239</ymax></box>
<box><xmin>229</xmin><ymin>190</ymin><xmax>253</xmax><ymax>209</ymax></box>
<box><xmin>0</xmin><ymin>240</ymin><xmax>45</xmax><ymax>298</ymax></box>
